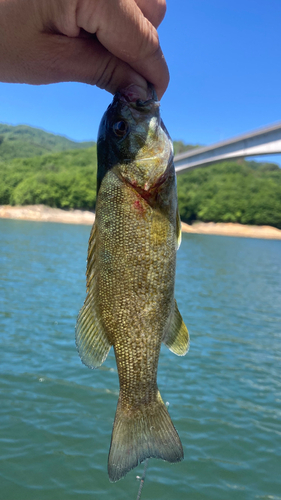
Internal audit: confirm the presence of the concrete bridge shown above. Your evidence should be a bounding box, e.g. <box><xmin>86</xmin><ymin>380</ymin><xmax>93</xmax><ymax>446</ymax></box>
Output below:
<box><xmin>174</xmin><ymin>121</ymin><xmax>281</xmax><ymax>174</ymax></box>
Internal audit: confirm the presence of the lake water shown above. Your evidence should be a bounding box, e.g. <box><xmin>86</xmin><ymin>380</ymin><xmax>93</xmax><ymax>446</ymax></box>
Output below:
<box><xmin>0</xmin><ymin>219</ymin><xmax>280</xmax><ymax>500</ymax></box>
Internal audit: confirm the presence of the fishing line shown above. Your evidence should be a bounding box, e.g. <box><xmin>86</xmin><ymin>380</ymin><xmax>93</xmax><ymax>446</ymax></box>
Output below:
<box><xmin>135</xmin><ymin>459</ymin><xmax>149</xmax><ymax>500</ymax></box>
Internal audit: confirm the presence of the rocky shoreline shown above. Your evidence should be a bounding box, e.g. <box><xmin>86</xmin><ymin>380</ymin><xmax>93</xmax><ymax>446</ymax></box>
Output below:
<box><xmin>1</xmin><ymin>204</ymin><xmax>281</xmax><ymax>240</ymax></box>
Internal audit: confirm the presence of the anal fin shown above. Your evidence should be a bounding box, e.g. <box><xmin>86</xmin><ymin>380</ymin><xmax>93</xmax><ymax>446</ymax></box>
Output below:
<box><xmin>163</xmin><ymin>300</ymin><xmax>189</xmax><ymax>356</ymax></box>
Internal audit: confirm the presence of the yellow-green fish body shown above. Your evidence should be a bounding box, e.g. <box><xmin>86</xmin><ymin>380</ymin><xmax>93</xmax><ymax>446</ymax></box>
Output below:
<box><xmin>76</xmin><ymin>88</ymin><xmax>189</xmax><ymax>482</ymax></box>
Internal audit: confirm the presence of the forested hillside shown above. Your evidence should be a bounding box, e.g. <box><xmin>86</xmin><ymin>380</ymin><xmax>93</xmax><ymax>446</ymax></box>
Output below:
<box><xmin>0</xmin><ymin>147</ymin><xmax>97</xmax><ymax>210</ymax></box>
<box><xmin>177</xmin><ymin>160</ymin><xmax>281</xmax><ymax>228</ymax></box>
<box><xmin>0</xmin><ymin>123</ymin><xmax>94</xmax><ymax>161</ymax></box>
<box><xmin>0</xmin><ymin>124</ymin><xmax>280</xmax><ymax>228</ymax></box>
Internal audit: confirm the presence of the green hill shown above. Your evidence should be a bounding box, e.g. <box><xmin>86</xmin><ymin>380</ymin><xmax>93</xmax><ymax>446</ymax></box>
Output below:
<box><xmin>177</xmin><ymin>160</ymin><xmax>281</xmax><ymax>228</ymax></box>
<box><xmin>0</xmin><ymin>146</ymin><xmax>97</xmax><ymax>210</ymax></box>
<box><xmin>0</xmin><ymin>123</ymin><xmax>94</xmax><ymax>161</ymax></box>
<box><xmin>173</xmin><ymin>140</ymin><xmax>200</xmax><ymax>156</ymax></box>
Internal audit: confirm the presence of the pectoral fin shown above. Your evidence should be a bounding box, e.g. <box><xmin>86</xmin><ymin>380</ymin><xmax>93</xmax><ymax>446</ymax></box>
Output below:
<box><xmin>176</xmin><ymin>208</ymin><xmax>182</xmax><ymax>250</ymax></box>
<box><xmin>163</xmin><ymin>300</ymin><xmax>189</xmax><ymax>356</ymax></box>
<box><xmin>75</xmin><ymin>222</ymin><xmax>112</xmax><ymax>369</ymax></box>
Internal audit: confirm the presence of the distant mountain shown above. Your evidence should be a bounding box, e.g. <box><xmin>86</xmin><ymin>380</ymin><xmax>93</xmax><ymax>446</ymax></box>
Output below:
<box><xmin>0</xmin><ymin>123</ymin><xmax>95</xmax><ymax>161</ymax></box>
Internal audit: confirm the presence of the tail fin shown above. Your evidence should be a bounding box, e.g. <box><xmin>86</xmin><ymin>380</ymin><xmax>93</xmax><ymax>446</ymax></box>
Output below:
<box><xmin>108</xmin><ymin>391</ymin><xmax>183</xmax><ymax>482</ymax></box>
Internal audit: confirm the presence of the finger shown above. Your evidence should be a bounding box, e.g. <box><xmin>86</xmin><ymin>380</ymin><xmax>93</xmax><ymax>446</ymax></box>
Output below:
<box><xmin>134</xmin><ymin>0</ymin><xmax>166</xmax><ymax>28</ymax></box>
<box><xmin>77</xmin><ymin>0</ymin><xmax>169</xmax><ymax>99</ymax></box>
<box><xmin>15</xmin><ymin>33</ymin><xmax>148</xmax><ymax>97</ymax></box>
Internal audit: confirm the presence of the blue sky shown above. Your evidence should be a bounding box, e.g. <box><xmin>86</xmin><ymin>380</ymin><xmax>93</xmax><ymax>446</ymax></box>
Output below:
<box><xmin>0</xmin><ymin>0</ymin><xmax>280</xmax><ymax>162</ymax></box>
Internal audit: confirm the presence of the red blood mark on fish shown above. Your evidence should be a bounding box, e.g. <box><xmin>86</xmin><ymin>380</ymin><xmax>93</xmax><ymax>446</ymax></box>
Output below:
<box><xmin>133</xmin><ymin>199</ymin><xmax>145</xmax><ymax>215</ymax></box>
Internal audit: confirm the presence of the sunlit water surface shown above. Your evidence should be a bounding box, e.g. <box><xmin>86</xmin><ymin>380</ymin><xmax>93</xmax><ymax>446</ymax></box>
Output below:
<box><xmin>0</xmin><ymin>219</ymin><xmax>280</xmax><ymax>500</ymax></box>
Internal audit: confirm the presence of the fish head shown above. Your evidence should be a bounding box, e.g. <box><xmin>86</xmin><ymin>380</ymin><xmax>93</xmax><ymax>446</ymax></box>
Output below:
<box><xmin>97</xmin><ymin>86</ymin><xmax>174</xmax><ymax>193</ymax></box>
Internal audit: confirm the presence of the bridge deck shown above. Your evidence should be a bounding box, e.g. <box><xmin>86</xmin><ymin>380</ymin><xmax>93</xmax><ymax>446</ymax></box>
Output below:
<box><xmin>174</xmin><ymin>122</ymin><xmax>281</xmax><ymax>173</ymax></box>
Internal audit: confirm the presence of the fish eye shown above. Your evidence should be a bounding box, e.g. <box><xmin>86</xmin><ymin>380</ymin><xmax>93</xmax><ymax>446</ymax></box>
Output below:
<box><xmin>113</xmin><ymin>120</ymin><xmax>128</xmax><ymax>137</ymax></box>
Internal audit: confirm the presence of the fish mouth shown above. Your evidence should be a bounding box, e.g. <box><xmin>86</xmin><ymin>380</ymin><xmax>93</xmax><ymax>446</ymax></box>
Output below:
<box><xmin>114</xmin><ymin>84</ymin><xmax>160</xmax><ymax>111</ymax></box>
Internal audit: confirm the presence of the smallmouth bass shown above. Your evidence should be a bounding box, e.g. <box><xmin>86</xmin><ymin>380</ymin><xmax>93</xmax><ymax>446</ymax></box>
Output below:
<box><xmin>76</xmin><ymin>87</ymin><xmax>189</xmax><ymax>482</ymax></box>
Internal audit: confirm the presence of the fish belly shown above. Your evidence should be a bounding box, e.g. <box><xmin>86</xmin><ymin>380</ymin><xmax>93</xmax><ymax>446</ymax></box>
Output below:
<box><xmin>96</xmin><ymin>169</ymin><xmax>175</xmax><ymax>390</ymax></box>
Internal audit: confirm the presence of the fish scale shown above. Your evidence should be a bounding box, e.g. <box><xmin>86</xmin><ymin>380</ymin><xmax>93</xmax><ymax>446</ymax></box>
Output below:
<box><xmin>76</xmin><ymin>88</ymin><xmax>189</xmax><ymax>482</ymax></box>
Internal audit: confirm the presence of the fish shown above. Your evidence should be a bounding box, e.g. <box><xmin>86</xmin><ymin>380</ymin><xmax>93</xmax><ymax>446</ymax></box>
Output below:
<box><xmin>75</xmin><ymin>86</ymin><xmax>189</xmax><ymax>482</ymax></box>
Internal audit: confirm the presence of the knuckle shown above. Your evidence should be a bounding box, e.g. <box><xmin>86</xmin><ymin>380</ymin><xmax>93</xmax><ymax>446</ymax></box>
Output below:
<box><xmin>135</xmin><ymin>0</ymin><xmax>166</xmax><ymax>27</ymax></box>
<box><xmin>93</xmin><ymin>56</ymin><xmax>117</xmax><ymax>91</ymax></box>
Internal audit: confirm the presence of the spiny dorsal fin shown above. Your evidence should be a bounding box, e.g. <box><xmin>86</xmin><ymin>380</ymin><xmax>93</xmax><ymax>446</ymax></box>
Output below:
<box><xmin>163</xmin><ymin>300</ymin><xmax>189</xmax><ymax>356</ymax></box>
<box><xmin>86</xmin><ymin>221</ymin><xmax>98</xmax><ymax>290</ymax></box>
<box><xmin>75</xmin><ymin>222</ymin><xmax>112</xmax><ymax>369</ymax></box>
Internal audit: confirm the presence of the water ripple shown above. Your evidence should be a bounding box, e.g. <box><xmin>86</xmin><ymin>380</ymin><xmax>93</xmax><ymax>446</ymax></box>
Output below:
<box><xmin>0</xmin><ymin>221</ymin><xmax>281</xmax><ymax>499</ymax></box>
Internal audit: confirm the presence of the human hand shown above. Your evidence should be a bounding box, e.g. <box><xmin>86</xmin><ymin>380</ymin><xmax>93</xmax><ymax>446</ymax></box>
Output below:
<box><xmin>0</xmin><ymin>0</ymin><xmax>169</xmax><ymax>99</ymax></box>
